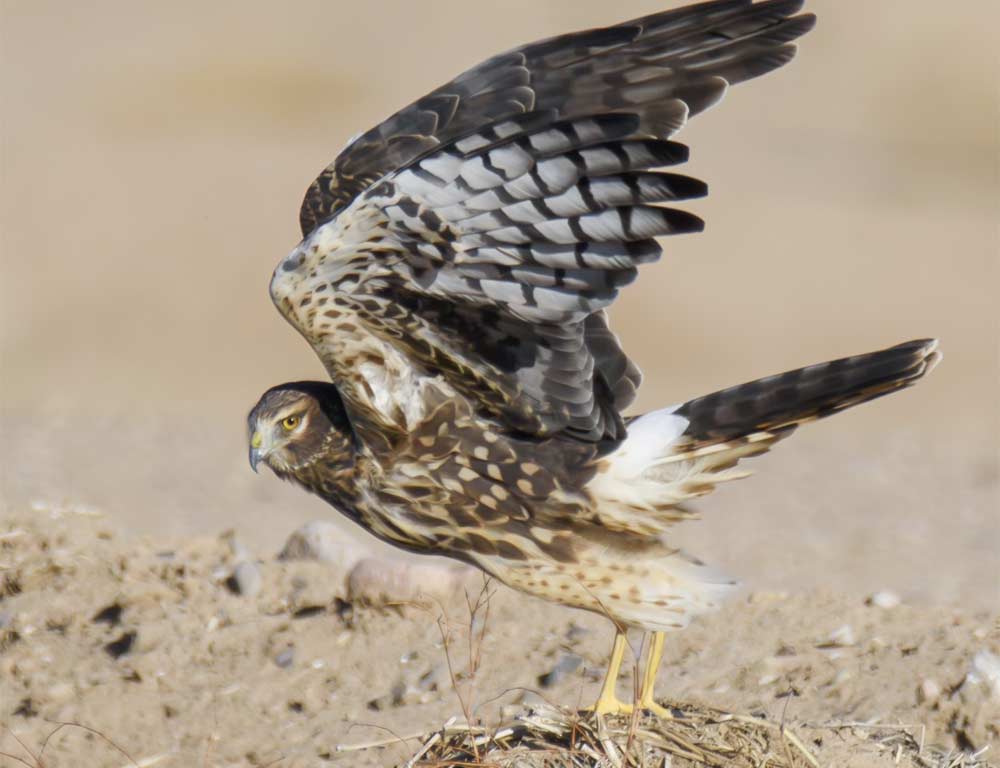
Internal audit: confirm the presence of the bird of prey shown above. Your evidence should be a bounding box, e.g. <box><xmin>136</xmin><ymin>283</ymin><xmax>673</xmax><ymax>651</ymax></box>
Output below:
<box><xmin>248</xmin><ymin>0</ymin><xmax>939</xmax><ymax>717</ymax></box>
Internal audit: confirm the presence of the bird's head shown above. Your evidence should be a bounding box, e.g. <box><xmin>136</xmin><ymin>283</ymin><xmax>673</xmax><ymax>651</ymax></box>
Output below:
<box><xmin>247</xmin><ymin>381</ymin><xmax>354</xmax><ymax>478</ymax></box>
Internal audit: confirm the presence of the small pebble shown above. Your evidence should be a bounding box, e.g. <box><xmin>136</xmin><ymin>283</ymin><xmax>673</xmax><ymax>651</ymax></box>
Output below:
<box><xmin>965</xmin><ymin>650</ymin><xmax>1000</xmax><ymax>699</ymax></box>
<box><xmin>274</xmin><ymin>647</ymin><xmax>295</xmax><ymax>668</ymax></box>
<box><xmin>226</xmin><ymin>561</ymin><xmax>262</xmax><ymax>597</ymax></box>
<box><xmin>866</xmin><ymin>590</ymin><xmax>901</xmax><ymax>609</ymax></box>
<box><xmin>47</xmin><ymin>682</ymin><xmax>75</xmax><ymax>705</ymax></box>
<box><xmin>92</xmin><ymin>603</ymin><xmax>123</xmax><ymax>626</ymax></box>
<box><xmin>537</xmin><ymin>653</ymin><xmax>582</xmax><ymax>688</ymax></box>
<box><xmin>416</xmin><ymin>664</ymin><xmax>443</xmax><ymax>693</ymax></box>
<box><xmin>390</xmin><ymin>678</ymin><xmax>407</xmax><ymax>706</ymax></box>
<box><xmin>818</xmin><ymin>624</ymin><xmax>855</xmax><ymax>648</ymax></box>
<box><xmin>918</xmin><ymin>678</ymin><xmax>942</xmax><ymax>704</ymax></box>
<box><xmin>366</xmin><ymin>694</ymin><xmax>388</xmax><ymax>711</ymax></box>
<box><xmin>219</xmin><ymin>529</ymin><xmax>252</xmax><ymax>561</ymax></box>
<box><xmin>104</xmin><ymin>631</ymin><xmax>137</xmax><ymax>659</ymax></box>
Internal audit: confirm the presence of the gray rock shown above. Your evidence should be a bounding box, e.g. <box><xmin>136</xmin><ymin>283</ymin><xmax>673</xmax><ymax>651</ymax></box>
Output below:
<box><xmin>226</xmin><ymin>561</ymin><xmax>262</xmax><ymax>597</ymax></box>
<box><xmin>537</xmin><ymin>653</ymin><xmax>583</xmax><ymax>688</ymax></box>
<box><xmin>917</xmin><ymin>678</ymin><xmax>942</xmax><ymax>704</ymax></box>
<box><xmin>964</xmin><ymin>650</ymin><xmax>1000</xmax><ymax>699</ymax></box>
<box><xmin>867</xmin><ymin>590</ymin><xmax>901</xmax><ymax>609</ymax></box>
<box><xmin>274</xmin><ymin>646</ymin><xmax>295</xmax><ymax>668</ymax></box>
<box><xmin>278</xmin><ymin>520</ymin><xmax>363</xmax><ymax>571</ymax></box>
<box><xmin>390</xmin><ymin>677</ymin><xmax>407</xmax><ymax>706</ymax></box>
<box><xmin>347</xmin><ymin>557</ymin><xmax>472</xmax><ymax>608</ymax></box>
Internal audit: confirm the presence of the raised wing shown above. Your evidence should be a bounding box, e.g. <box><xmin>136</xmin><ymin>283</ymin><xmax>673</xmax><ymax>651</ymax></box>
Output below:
<box><xmin>300</xmin><ymin>0</ymin><xmax>816</xmax><ymax>236</ymax></box>
<box><xmin>274</xmin><ymin>0</ymin><xmax>815</xmax><ymax>451</ymax></box>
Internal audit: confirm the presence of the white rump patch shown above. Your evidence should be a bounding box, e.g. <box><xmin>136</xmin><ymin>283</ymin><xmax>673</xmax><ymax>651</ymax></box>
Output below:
<box><xmin>586</xmin><ymin>401</ymin><xmax>766</xmax><ymax>536</ymax></box>
<box><xmin>610</xmin><ymin>405</ymin><xmax>689</xmax><ymax>479</ymax></box>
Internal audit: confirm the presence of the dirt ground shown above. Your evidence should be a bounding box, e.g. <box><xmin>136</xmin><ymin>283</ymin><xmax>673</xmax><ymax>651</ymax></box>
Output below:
<box><xmin>1</xmin><ymin>0</ymin><xmax>998</xmax><ymax>766</ymax></box>
<box><xmin>1</xmin><ymin>508</ymin><xmax>997</xmax><ymax>767</ymax></box>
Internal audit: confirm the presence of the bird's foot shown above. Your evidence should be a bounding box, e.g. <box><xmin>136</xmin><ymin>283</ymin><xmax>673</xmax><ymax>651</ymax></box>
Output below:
<box><xmin>583</xmin><ymin>692</ymin><xmax>633</xmax><ymax>717</ymax></box>
<box><xmin>636</xmin><ymin>696</ymin><xmax>674</xmax><ymax>720</ymax></box>
<box><xmin>584</xmin><ymin>695</ymin><xmax>674</xmax><ymax>719</ymax></box>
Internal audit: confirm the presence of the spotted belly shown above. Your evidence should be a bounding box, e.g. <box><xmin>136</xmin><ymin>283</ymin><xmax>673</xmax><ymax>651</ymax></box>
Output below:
<box><xmin>473</xmin><ymin>541</ymin><xmax>736</xmax><ymax>634</ymax></box>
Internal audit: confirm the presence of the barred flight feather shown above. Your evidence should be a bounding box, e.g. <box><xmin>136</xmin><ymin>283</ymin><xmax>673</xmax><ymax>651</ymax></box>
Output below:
<box><xmin>277</xmin><ymin>0</ymin><xmax>817</xmax><ymax>444</ymax></box>
<box><xmin>300</xmin><ymin>0</ymin><xmax>815</xmax><ymax>233</ymax></box>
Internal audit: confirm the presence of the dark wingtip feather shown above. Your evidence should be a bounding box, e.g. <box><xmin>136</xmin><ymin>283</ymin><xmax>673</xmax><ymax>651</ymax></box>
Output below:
<box><xmin>886</xmin><ymin>337</ymin><xmax>942</xmax><ymax>377</ymax></box>
<box><xmin>649</xmin><ymin>140</ymin><xmax>690</xmax><ymax>166</ymax></box>
<box><xmin>661</xmin><ymin>207</ymin><xmax>705</xmax><ymax>234</ymax></box>
<box><xmin>665</xmin><ymin>173</ymin><xmax>709</xmax><ymax>200</ymax></box>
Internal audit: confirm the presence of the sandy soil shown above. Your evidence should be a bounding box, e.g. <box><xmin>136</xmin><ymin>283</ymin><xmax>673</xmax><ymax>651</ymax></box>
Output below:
<box><xmin>1</xmin><ymin>508</ymin><xmax>997</xmax><ymax>767</ymax></box>
<box><xmin>1</xmin><ymin>0</ymin><xmax>998</xmax><ymax>766</ymax></box>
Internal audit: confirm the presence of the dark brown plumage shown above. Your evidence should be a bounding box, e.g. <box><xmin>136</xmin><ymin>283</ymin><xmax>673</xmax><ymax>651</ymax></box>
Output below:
<box><xmin>248</xmin><ymin>1</ymin><xmax>939</xmax><ymax>716</ymax></box>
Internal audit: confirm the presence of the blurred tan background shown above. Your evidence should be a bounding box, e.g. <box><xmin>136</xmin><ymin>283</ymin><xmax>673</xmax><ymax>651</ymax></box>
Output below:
<box><xmin>2</xmin><ymin>1</ymin><xmax>997</xmax><ymax>605</ymax></box>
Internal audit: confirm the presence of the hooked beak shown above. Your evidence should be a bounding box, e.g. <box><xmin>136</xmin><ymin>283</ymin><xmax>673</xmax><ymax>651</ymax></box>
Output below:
<box><xmin>249</xmin><ymin>430</ymin><xmax>264</xmax><ymax>473</ymax></box>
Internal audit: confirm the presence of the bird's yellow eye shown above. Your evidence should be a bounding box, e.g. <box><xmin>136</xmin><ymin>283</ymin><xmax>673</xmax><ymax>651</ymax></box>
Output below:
<box><xmin>281</xmin><ymin>415</ymin><xmax>301</xmax><ymax>431</ymax></box>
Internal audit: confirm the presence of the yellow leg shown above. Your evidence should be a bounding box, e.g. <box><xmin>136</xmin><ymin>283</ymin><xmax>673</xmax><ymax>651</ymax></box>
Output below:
<box><xmin>585</xmin><ymin>631</ymin><xmax>632</xmax><ymax>715</ymax></box>
<box><xmin>637</xmin><ymin>631</ymin><xmax>673</xmax><ymax>719</ymax></box>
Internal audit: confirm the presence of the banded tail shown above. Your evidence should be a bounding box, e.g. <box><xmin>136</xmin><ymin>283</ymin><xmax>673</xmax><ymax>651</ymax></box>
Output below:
<box><xmin>588</xmin><ymin>339</ymin><xmax>941</xmax><ymax>535</ymax></box>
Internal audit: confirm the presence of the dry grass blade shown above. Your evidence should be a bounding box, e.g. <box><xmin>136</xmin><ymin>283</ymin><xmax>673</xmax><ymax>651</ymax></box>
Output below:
<box><xmin>406</xmin><ymin>700</ymin><xmax>815</xmax><ymax>768</ymax></box>
<box><xmin>399</xmin><ymin>702</ymin><xmax>998</xmax><ymax>768</ymax></box>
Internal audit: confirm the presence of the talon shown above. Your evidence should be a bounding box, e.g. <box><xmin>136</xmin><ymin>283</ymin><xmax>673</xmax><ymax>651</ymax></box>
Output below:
<box><xmin>638</xmin><ymin>698</ymin><xmax>675</xmax><ymax>720</ymax></box>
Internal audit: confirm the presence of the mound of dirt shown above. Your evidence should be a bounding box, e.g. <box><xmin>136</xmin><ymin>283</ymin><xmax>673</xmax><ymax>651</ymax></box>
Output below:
<box><xmin>404</xmin><ymin>700</ymin><xmax>991</xmax><ymax>768</ymax></box>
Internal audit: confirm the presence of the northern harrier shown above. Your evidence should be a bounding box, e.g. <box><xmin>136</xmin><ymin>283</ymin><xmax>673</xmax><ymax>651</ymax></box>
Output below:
<box><xmin>248</xmin><ymin>0</ymin><xmax>939</xmax><ymax>716</ymax></box>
